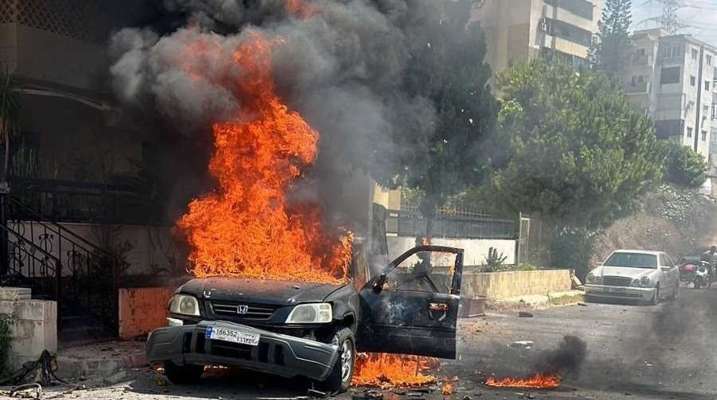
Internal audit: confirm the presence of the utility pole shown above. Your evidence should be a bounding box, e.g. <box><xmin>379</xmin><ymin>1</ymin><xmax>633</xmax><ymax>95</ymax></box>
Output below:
<box><xmin>646</xmin><ymin>0</ymin><xmax>686</xmax><ymax>34</ymax></box>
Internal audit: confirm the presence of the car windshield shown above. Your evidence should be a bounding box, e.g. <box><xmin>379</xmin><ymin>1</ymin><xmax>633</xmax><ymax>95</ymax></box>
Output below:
<box><xmin>604</xmin><ymin>253</ymin><xmax>657</xmax><ymax>269</ymax></box>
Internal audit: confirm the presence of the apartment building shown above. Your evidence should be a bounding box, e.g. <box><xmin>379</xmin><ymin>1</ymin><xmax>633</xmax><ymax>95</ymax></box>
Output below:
<box><xmin>625</xmin><ymin>30</ymin><xmax>717</xmax><ymax>159</ymax></box>
<box><xmin>471</xmin><ymin>0</ymin><xmax>603</xmax><ymax>75</ymax></box>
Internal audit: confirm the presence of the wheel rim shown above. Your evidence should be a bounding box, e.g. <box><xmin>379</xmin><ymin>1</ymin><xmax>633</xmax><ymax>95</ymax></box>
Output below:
<box><xmin>340</xmin><ymin>340</ymin><xmax>353</xmax><ymax>383</ymax></box>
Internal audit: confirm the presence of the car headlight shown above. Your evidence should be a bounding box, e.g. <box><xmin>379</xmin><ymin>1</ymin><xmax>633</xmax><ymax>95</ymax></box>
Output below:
<box><xmin>632</xmin><ymin>276</ymin><xmax>652</xmax><ymax>288</ymax></box>
<box><xmin>285</xmin><ymin>303</ymin><xmax>332</xmax><ymax>324</ymax></box>
<box><xmin>586</xmin><ymin>273</ymin><xmax>602</xmax><ymax>284</ymax></box>
<box><xmin>169</xmin><ymin>294</ymin><xmax>200</xmax><ymax>316</ymax></box>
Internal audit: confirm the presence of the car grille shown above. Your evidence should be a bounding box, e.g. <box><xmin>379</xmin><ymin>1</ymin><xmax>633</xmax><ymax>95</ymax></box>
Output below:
<box><xmin>209</xmin><ymin>301</ymin><xmax>278</xmax><ymax>320</ymax></box>
<box><xmin>603</xmin><ymin>276</ymin><xmax>633</xmax><ymax>287</ymax></box>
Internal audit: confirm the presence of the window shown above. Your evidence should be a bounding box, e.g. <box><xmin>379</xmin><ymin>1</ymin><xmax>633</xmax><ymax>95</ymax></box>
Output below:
<box><xmin>660</xmin><ymin>67</ymin><xmax>681</xmax><ymax>84</ymax></box>
<box><xmin>692</xmin><ymin>48</ymin><xmax>699</xmax><ymax>60</ymax></box>
<box><xmin>544</xmin><ymin>18</ymin><xmax>593</xmax><ymax>47</ymax></box>
<box><xmin>544</xmin><ymin>0</ymin><xmax>594</xmax><ymax>20</ymax></box>
<box><xmin>687</xmin><ymin>127</ymin><xmax>693</xmax><ymax>138</ymax></box>
<box><xmin>706</xmin><ymin>81</ymin><xmax>711</xmax><ymax>91</ymax></box>
<box><xmin>708</xmin><ymin>55</ymin><xmax>713</xmax><ymax>65</ymax></box>
<box><xmin>703</xmin><ymin>130</ymin><xmax>708</xmax><ymax>141</ymax></box>
<box><xmin>691</xmin><ymin>75</ymin><xmax>696</xmax><ymax>86</ymax></box>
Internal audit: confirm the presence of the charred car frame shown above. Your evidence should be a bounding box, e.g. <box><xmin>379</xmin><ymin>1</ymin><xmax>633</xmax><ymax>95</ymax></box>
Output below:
<box><xmin>146</xmin><ymin>245</ymin><xmax>465</xmax><ymax>392</ymax></box>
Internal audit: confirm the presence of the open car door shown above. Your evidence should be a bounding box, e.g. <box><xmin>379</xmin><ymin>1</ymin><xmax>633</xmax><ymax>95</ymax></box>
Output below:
<box><xmin>356</xmin><ymin>245</ymin><xmax>464</xmax><ymax>359</ymax></box>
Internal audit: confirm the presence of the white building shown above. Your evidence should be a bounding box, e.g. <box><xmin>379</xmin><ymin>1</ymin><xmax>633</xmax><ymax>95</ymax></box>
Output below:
<box><xmin>625</xmin><ymin>29</ymin><xmax>717</xmax><ymax>159</ymax></box>
<box><xmin>471</xmin><ymin>0</ymin><xmax>604</xmax><ymax>75</ymax></box>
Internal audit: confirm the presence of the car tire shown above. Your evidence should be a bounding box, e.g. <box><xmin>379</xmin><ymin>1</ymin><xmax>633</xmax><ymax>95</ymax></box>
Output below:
<box><xmin>164</xmin><ymin>361</ymin><xmax>204</xmax><ymax>385</ymax></box>
<box><xmin>321</xmin><ymin>328</ymin><xmax>355</xmax><ymax>394</ymax></box>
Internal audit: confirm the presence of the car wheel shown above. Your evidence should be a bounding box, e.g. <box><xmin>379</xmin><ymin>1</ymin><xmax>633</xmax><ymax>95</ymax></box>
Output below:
<box><xmin>322</xmin><ymin>328</ymin><xmax>355</xmax><ymax>394</ymax></box>
<box><xmin>694</xmin><ymin>278</ymin><xmax>703</xmax><ymax>289</ymax></box>
<box><xmin>164</xmin><ymin>361</ymin><xmax>204</xmax><ymax>385</ymax></box>
<box><xmin>650</xmin><ymin>285</ymin><xmax>660</xmax><ymax>305</ymax></box>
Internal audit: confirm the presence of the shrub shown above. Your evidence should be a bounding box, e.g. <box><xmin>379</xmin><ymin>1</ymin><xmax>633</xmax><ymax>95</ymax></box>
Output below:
<box><xmin>482</xmin><ymin>247</ymin><xmax>507</xmax><ymax>272</ymax></box>
<box><xmin>662</xmin><ymin>142</ymin><xmax>706</xmax><ymax>188</ymax></box>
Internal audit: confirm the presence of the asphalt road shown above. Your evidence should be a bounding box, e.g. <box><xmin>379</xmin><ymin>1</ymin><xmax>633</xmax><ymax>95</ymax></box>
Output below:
<box><xmin>21</xmin><ymin>286</ymin><xmax>717</xmax><ymax>400</ymax></box>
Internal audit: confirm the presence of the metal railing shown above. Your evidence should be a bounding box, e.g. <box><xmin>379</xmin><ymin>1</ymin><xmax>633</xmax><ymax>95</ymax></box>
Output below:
<box><xmin>385</xmin><ymin>209</ymin><xmax>516</xmax><ymax>240</ymax></box>
<box><xmin>4</xmin><ymin>194</ymin><xmax>119</xmax><ymax>333</ymax></box>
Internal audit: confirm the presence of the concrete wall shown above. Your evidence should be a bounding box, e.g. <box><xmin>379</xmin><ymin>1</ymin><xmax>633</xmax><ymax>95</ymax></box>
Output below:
<box><xmin>387</xmin><ymin>236</ymin><xmax>516</xmax><ymax>266</ymax></box>
<box><xmin>0</xmin><ymin>287</ymin><xmax>57</xmax><ymax>370</ymax></box>
<box><xmin>118</xmin><ymin>287</ymin><xmax>174</xmax><ymax>339</ymax></box>
<box><xmin>461</xmin><ymin>269</ymin><xmax>571</xmax><ymax>300</ymax></box>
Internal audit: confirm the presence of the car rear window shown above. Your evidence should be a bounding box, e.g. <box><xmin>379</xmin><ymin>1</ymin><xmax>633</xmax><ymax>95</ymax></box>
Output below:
<box><xmin>604</xmin><ymin>253</ymin><xmax>657</xmax><ymax>269</ymax></box>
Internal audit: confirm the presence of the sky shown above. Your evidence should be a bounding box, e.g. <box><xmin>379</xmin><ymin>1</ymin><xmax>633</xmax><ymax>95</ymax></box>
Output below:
<box><xmin>633</xmin><ymin>0</ymin><xmax>717</xmax><ymax>44</ymax></box>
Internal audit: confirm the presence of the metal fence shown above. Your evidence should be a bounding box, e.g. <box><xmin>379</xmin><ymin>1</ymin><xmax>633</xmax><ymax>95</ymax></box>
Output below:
<box><xmin>385</xmin><ymin>208</ymin><xmax>516</xmax><ymax>240</ymax></box>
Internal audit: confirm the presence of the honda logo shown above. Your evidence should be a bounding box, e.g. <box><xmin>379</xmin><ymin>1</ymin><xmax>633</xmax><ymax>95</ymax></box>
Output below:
<box><xmin>237</xmin><ymin>305</ymin><xmax>249</xmax><ymax>314</ymax></box>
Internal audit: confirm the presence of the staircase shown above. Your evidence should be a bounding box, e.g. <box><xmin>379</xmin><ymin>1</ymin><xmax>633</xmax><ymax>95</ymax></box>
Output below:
<box><xmin>0</xmin><ymin>195</ymin><xmax>120</xmax><ymax>342</ymax></box>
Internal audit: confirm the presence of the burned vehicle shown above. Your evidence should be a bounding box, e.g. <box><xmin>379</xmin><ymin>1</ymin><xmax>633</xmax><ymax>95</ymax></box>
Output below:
<box><xmin>146</xmin><ymin>245</ymin><xmax>464</xmax><ymax>392</ymax></box>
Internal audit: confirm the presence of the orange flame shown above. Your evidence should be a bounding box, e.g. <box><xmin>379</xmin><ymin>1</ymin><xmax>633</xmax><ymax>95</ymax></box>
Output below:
<box><xmin>485</xmin><ymin>373</ymin><xmax>561</xmax><ymax>389</ymax></box>
<box><xmin>352</xmin><ymin>353</ymin><xmax>439</xmax><ymax>389</ymax></box>
<box><xmin>286</xmin><ymin>0</ymin><xmax>318</xmax><ymax>18</ymax></box>
<box><xmin>441</xmin><ymin>381</ymin><xmax>456</xmax><ymax>396</ymax></box>
<box><xmin>178</xmin><ymin>32</ymin><xmax>352</xmax><ymax>284</ymax></box>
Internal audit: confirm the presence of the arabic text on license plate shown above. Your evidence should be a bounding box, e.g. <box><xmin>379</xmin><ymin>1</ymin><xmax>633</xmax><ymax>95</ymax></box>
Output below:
<box><xmin>206</xmin><ymin>326</ymin><xmax>260</xmax><ymax>346</ymax></box>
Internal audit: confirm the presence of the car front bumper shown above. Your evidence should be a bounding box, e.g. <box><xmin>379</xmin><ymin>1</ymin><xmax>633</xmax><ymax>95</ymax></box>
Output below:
<box><xmin>584</xmin><ymin>284</ymin><xmax>656</xmax><ymax>301</ymax></box>
<box><xmin>146</xmin><ymin>320</ymin><xmax>339</xmax><ymax>381</ymax></box>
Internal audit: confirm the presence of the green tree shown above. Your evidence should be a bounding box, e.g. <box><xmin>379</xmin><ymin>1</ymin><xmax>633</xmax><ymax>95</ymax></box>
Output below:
<box><xmin>492</xmin><ymin>60</ymin><xmax>662</xmax><ymax>274</ymax></box>
<box><xmin>662</xmin><ymin>142</ymin><xmax>706</xmax><ymax>188</ymax></box>
<box><xmin>374</xmin><ymin>0</ymin><xmax>497</xmax><ymax>236</ymax></box>
<box><xmin>590</xmin><ymin>0</ymin><xmax>633</xmax><ymax>79</ymax></box>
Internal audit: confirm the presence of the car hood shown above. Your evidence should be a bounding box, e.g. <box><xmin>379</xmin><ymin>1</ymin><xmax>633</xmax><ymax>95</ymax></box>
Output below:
<box><xmin>178</xmin><ymin>277</ymin><xmax>347</xmax><ymax>306</ymax></box>
<box><xmin>594</xmin><ymin>266</ymin><xmax>656</xmax><ymax>278</ymax></box>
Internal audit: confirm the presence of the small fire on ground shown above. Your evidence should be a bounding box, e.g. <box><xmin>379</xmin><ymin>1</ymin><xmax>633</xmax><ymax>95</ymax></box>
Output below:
<box><xmin>352</xmin><ymin>353</ymin><xmax>440</xmax><ymax>389</ymax></box>
<box><xmin>484</xmin><ymin>373</ymin><xmax>561</xmax><ymax>389</ymax></box>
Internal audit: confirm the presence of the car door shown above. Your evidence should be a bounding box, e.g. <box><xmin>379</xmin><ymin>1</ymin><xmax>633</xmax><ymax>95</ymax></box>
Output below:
<box><xmin>356</xmin><ymin>245</ymin><xmax>463</xmax><ymax>359</ymax></box>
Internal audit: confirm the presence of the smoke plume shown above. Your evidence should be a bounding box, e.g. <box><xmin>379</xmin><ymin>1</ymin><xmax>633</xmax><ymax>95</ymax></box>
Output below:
<box><xmin>107</xmin><ymin>0</ymin><xmax>472</xmax><ymax>230</ymax></box>
<box><xmin>533</xmin><ymin>335</ymin><xmax>588</xmax><ymax>376</ymax></box>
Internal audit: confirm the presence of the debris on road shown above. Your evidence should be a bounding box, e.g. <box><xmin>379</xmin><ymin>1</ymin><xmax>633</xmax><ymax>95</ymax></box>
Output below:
<box><xmin>518</xmin><ymin>311</ymin><xmax>534</xmax><ymax>318</ymax></box>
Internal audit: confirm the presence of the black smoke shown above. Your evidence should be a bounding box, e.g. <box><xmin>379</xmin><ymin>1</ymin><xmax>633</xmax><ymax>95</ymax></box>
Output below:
<box><xmin>533</xmin><ymin>335</ymin><xmax>588</xmax><ymax>376</ymax></box>
<box><xmin>108</xmin><ymin>0</ymin><xmax>490</xmax><ymax>231</ymax></box>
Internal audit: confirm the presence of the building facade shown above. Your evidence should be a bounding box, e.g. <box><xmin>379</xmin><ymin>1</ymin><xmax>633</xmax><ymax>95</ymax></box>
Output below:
<box><xmin>625</xmin><ymin>30</ymin><xmax>717</xmax><ymax>159</ymax></box>
<box><xmin>471</xmin><ymin>0</ymin><xmax>603</xmax><ymax>75</ymax></box>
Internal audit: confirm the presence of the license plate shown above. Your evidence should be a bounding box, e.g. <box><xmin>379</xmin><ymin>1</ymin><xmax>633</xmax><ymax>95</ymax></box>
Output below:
<box><xmin>206</xmin><ymin>326</ymin><xmax>260</xmax><ymax>346</ymax></box>
<box><xmin>608</xmin><ymin>287</ymin><xmax>626</xmax><ymax>293</ymax></box>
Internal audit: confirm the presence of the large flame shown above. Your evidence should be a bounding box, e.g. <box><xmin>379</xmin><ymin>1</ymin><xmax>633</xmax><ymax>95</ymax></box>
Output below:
<box><xmin>485</xmin><ymin>373</ymin><xmax>561</xmax><ymax>389</ymax></box>
<box><xmin>178</xmin><ymin>31</ymin><xmax>352</xmax><ymax>284</ymax></box>
<box><xmin>352</xmin><ymin>353</ymin><xmax>439</xmax><ymax>389</ymax></box>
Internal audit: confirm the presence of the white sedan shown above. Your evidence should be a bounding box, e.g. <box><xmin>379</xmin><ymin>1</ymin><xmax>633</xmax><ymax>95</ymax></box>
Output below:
<box><xmin>585</xmin><ymin>250</ymin><xmax>680</xmax><ymax>305</ymax></box>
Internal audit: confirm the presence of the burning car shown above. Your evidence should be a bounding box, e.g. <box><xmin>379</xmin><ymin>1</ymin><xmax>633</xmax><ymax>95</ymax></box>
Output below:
<box><xmin>146</xmin><ymin>245</ymin><xmax>464</xmax><ymax>393</ymax></box>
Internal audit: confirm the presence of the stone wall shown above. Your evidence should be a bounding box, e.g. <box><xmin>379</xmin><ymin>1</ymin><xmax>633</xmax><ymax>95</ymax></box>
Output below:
<box><xmin>118</xmin><ymin>287</ymin><xmax>174</xmax><ymax>339</ymax></box>
<box><xmin>0</xmin><ymin>287</ymin><xmax>57</xmax><ymax>370</ymax></box>
<box><xmin>387</xmin><ymin>236</ymin><xmax>517</xmax><ymax>266</ymax></box>
<box><xmin>461</xmin><ymin>270</ymin><xmax>572</xmax><ymax>300</ymax></box>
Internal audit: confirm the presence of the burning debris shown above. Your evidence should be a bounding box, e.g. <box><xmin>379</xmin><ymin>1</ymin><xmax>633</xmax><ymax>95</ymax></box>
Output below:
<box><xmin>485</xmin><ymin>335</ymin><xmax>587</xmax><ymax>390</ymax></box>
<box><xmin>485</xmin><ymin>373</ymin><xmax>560</xmax><ymax>390</ymax></box>
<box><xmin>352</xmin><ymin>353</ymin><xmax>439</xmax><ymax>389</ymax></box>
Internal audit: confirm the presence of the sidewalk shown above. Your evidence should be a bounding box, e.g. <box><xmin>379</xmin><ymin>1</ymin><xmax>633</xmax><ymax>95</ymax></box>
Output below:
<box><xmin>56</xmin><ymin>340</ymin><xmax>147</xmax><ymax>384</ymax></box>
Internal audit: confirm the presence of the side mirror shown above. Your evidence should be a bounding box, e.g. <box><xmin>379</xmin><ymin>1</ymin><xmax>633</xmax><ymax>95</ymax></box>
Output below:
<box><xmin>373</xmin><ymin>273</ymin><xmax>387</xmax><ymax>293</ymax></box>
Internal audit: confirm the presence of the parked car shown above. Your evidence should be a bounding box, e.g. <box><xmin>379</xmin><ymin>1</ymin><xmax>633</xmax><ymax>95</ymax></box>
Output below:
<box><xmin>145</xmin><ymin>245</ymin><xmax>465</xmax><ymax>393</ymax></box>
<box><xmin>585</xmin><ymin>250</ymin><xmax>679</xmax><ymax>305</ymax></box>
